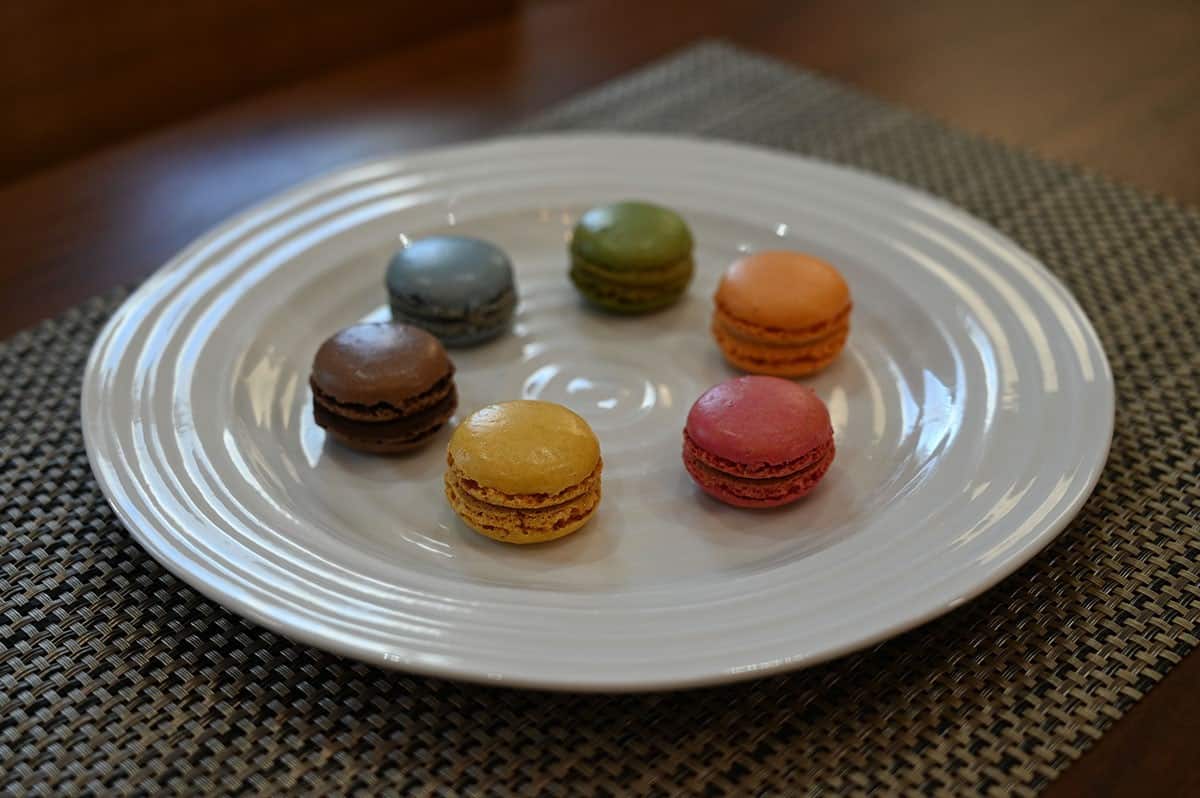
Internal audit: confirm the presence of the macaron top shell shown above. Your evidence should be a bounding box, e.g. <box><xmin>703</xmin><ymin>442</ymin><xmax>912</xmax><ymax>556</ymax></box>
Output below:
<box><xmin>448</xmin><ymin>400</ymin><xmax>601</xmax><ymax>496</ymax></box>
<box><xmin>571</xmin><ymin>201</ymin><xmax>693</xmax><ymax>270</ymax></box>
<box><xmin>685</xmin><ymin>376</ymin><xmax>832</xmax><ymax>465</ymax></box>
<box><xmin>311</xmin><ymin>322</ymin><xmax>452</xmax><ymax>405</ymax></box>
<box><xmin>386</xmin><ymin>236</ymin><xmax>514</xmax><ymax>311</ymax></box>
<box><xmin>716</xmin><ymin>251</ymin><xmax>850</xmax><ymax>329</ymax></box>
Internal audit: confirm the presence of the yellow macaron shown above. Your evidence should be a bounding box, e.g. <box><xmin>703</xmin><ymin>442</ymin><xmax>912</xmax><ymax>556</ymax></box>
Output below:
<box><xmin>445</xmin><ymin>400</ymin><xmax>602</xmax><ymax>544</ymax></box>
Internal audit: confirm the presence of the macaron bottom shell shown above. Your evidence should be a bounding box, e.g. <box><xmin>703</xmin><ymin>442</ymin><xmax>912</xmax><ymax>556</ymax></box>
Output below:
<box><xmin>314</xmin><ymin>385</ymin><xmax>458</xmax><ymax>454</ymax></box>
<box><xmin>389</xmin><ymin>290</ymin><xmax>516</xmax><ymax>347</ymax></box>
<box><xmin>569</xmin><ymin>255</ymin><xmax>694</xmax><ymax>314</ymax></box>
<box><xmin>444</xmin><ymin>462</ymin><xmax>602</xmax><ymax>544</ymax></box>
<box><xmin>712</xmin><ymin>308</ymin><xmax>850</xmax><ymax>377</ymax></box>
<box><xmin>683</xmin><ymin>434</ymin><xmax>835</xmax><ymax>508</ymax></box>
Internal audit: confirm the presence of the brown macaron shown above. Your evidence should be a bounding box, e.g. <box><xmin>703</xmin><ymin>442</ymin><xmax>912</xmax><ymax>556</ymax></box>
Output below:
<box><xmin>310</xmin><ymin>322</ymin><xmax>457</xmax><ymax>454</ymax></box>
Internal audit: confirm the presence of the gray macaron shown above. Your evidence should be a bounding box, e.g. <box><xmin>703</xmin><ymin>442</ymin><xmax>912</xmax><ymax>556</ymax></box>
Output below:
<box><xmin>385</xmin><ymin>236</ymin><xmax>517</xmax><ymax>346</ymax></box>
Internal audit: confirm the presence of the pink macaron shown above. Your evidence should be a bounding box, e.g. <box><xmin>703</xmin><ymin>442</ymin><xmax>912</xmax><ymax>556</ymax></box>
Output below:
<box><xmin>682</xmin><ymin>375</ymin><xmax>835</xmax><ymax>508</ymax></box>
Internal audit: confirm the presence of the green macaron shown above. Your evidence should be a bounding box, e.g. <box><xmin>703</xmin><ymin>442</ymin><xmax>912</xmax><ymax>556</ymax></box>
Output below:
<box><xmin>569</xmin><ymin>201</ymin><xmax>694</xmax><ymax>313</ymax></box>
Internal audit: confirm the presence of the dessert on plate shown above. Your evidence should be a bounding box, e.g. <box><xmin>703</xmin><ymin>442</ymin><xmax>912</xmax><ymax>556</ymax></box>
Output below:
<box><xmin>569</xmin><ymin>200</ymin><xmax>694</xmax><ymax>313</ymax></box>
<box><xmin>310</xmin><ymin>322</ymin><xmax>457</xmax><ymax>454</ymax></box>
<box><xmin>683</xmin><ymin>375</ymin><xmax>835</xmax><ymax>508</ymax></box>
<box><xmin>712</xmin><ymin>250</ymin><xmax>851</xmax><ymax>376</ymax></box>
<box><xmin>444</xmin><ymin>400</ymin><xmax>603</xmax><ymax>544</ymax></box>
<box><xmin>386</xmin><ymin>235</ymin><xmax>518</xmax><ymax>346</ymax></box>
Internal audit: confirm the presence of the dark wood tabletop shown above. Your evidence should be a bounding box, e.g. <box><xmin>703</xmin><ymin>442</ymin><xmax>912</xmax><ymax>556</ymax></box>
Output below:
<box><xmin>3</xmin><ymin>0</ymin><xmax>1198</xmax><ymax>794</ymax></box>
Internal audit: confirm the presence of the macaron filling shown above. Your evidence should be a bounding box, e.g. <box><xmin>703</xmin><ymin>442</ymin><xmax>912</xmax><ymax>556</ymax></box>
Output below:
<box><xmin>444</xmin><ymin>464</ymin><xmax>602</xmax><ymax>537</ymax></box>
<box><xmin>390</xmin><ymin>287</ymin><xmax>517</xmax><ymax>325</ymax></box>
<box><xmin>712</xmin><ymin>310</ymin><xmax>850</xmax><ymax>374</ymax></box>
<box><xmin>684</xmin><ymin>433</ymin><xmax>834</xmax><ymax>506</ymax></box>
<box><xmin>315</xmin><ymin>388</ymin><xmax>458</xmax><ymax>446</ymax></box>
<box><xmin>715</xmin><ymin>299</ymin><xmax>852</xmax><ymax>343</ymax></box>
<box><xmin>570</xmin><ymin>254</ymin><xmax>694</xmax><ymax>312</ymax></box>
<box><xmin>682</xmin><ymin>430</ymin><xmax>831</xmax><ymax>479</ymax></box>
<box><xmin>310</xmin><ymin>371</ymin><xmax>455</xmax><ymax>421</ymax></box>
<box><xmin>570</xmin><ymin>253</ymin><xmax>695</xmax><ymax>287</ymax></box>
<box><xmin>450</xmin><ymin>458</ymin><xmax>602</xmax><ymax>509</ymax></box>
<box><xmin>390</xmin><ymin>294</ymin><xmax>517</xmax><ymax>344</ymax></box>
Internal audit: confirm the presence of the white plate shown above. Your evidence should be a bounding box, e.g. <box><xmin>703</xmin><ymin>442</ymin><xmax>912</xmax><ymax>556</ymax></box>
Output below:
<box><xmin>82</xmin><ymin>134</ymin><xmax>1112</xmax><ymax>691</ymax></box>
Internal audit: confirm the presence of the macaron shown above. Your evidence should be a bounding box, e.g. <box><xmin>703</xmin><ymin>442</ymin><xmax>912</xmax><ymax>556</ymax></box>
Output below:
<box><xmin>683</xmin><ymin>376</ymin><xmax>834</xmax><ymax>508</ymax></box>
<box><xmin>712</xmin><ymin>251</ymin><xmax>851</xmax><ymax>376</ymax></box>
<box><xmin>569</xmin><ymin>200</ymin><xmax>694</xmax><ymax>313</ymax></box>
<box><xmin>386</xmin><ymin>235</ymin><xmax>517</xmax><ymax>346</ymax></box>
<box><xmin>445</xmin><ymin>400</ymin><xmax>602</xmax><ymax>544</ymax></box>
<box><xmin>310</xmin><ymin>322</ymin><xmax>457</xmax><ymax>454</ymax></box>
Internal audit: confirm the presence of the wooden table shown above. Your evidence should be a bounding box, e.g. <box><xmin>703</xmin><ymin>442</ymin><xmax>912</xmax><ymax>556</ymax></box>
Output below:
<box><xmin>3</xmin><ymin>1</ymin><xmax>1197</xmax><ymax>793</ymax></box>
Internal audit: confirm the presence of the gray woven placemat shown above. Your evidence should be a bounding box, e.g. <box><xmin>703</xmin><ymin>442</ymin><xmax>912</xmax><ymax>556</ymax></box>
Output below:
<box><xmin>3</xmin><ymin>41</ymin><xmax>1199</xmax><ymax>796</ymax></box>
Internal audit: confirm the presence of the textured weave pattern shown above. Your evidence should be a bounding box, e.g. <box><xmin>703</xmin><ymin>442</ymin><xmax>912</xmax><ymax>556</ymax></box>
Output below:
<box><xmin>3</xmin><ymin>42</ymin><xmax>1200</xmax><ymax>796</ymax></box>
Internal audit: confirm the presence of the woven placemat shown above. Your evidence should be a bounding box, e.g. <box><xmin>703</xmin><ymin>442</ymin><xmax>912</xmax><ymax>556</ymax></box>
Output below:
<box><xmin>3</xmin><ymin>41</ymin><xmax>1199</xmax><ymax>796</ymax></box>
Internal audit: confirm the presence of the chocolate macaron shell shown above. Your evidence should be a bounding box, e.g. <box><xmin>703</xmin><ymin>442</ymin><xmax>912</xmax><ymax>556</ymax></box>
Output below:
<box><xmin>310</xmin><ymin>323</ymin><xmax>453</xmax><ymax>409</ymax></box>
<box><xmin>310</xmin><ymin>372</ymin><xmax>454</xmax><ymax>423</ymax></box>
<box><xmin>315</xmin><ymin>386</ymin><xmax>458</xmax><ymax>454</ymax></box>
<box><xmin>309</xmin><ymin>321</ymin><xmax>458</xmax><ymax>455</ymax></box>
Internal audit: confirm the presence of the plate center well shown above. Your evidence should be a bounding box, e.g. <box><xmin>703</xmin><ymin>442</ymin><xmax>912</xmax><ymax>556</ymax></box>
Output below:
<box><xmin>223</xmin><ymin>207</ymin><xmax>968</xmax><ymax>592</ymax></box>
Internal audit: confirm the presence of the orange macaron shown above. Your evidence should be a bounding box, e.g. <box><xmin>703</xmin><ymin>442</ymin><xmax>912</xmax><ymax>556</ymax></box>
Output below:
<box><xmin>712</xmin><ymin>251</ymin><xmax>851</xmax><ymax>377</ymax></box>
